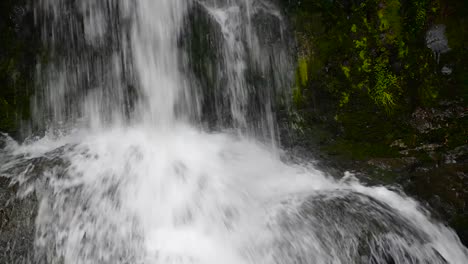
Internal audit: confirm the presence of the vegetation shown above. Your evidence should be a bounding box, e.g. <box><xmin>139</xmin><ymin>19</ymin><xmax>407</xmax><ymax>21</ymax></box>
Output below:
<box><xmin>282</xmin><ymin>0</ymin><xmax>467</xmax><ymax>158</ymax></box>
<box><xmin>281</xmin><ymin>0</ymin><xmax>468</xmax><ymax>245</ymax></box>
<box><xmin>287</xmin><ymin>0</ymin><xmax>466</xmax><ymax>110</ymax></box>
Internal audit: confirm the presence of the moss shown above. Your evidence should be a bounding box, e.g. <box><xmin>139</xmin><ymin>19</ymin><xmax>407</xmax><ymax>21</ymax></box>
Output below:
<box><xmin>288</xmin><ymin>0</ymin><xmax>467</xmax><ymax>124</ymax></box>
<box><xmin>341</xmin><ymin>65</ymin><xmax>351</xmax><ymax>82</ymax></box>
<box><xmin>378</xmin><ymin>0</ymin><xmax>402</xmax><ymax>41</ymax></box>
<box><xmin>339</xmin><ymin>92</ymin><xmax>350</xmax><ymax>107</ymax></box>
<box><xmin>371</xmin><ymin>61</ymin><xmax>400</xmax><ymax>111</ymax></box>
<box><xmin>298</xmin><ymin>57</ymin><xmax>309</xmax><ymax>86</ymax></box>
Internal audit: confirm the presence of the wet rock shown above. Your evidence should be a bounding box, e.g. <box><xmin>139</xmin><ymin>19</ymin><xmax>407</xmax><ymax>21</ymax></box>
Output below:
<box><xmin>410</xmin><ymin>105</ymin><xmax>466</xmax><ymax>134</ymax></box>
<box><xmin>399</xmin><ymin>144</ymin><xmax>444</xmax><ymax>156</ymax></box>
<box><xmin>410</xmin><ymin>108</ymin><xmax>441</xmax><ymax>134</ymax></box>
<box><xmin>273</xmin><ymin>190</ymin><xmax>450</xmax><ymax>263</ymax></box>
<box><xmin>367</xmin><ymin>157</ymin><xmax>418</xmax><ymax>172</ymax></box>
<box><xmin>0</xmin><ymin>135</ymin><xmax>39</xmax><ymax>263</ymax></box>
<box><xmin>445</xmin><ymin>145</ymin><xmax>468</xmax><ymax>164</ymax></box>
<box><xmin>390</xmin><ymin>139</ymin><xmax>407</xmax><ymax>149</ymax></box>
<box><xmin>251</xmin><ymin>6</ymin><xmax>284</xmax><ymax>46</ymax></box>
<box><xmin>0</xmin><ymin>176</ymin><xmax>36</xmax><ymax>264</ymax></box>
<box><xmin>406</xmin><ymin>163</ymin><xmax>468</xmax><ymax>246</ymax></box>
<box><xmin>10</xmin><ymin>6</ymin><xmax>26</xmax><ymax>33</ymax></box>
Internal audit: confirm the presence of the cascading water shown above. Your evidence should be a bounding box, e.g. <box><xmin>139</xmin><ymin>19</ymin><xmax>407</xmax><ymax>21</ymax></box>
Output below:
<box><xmin>1</xmin><ymin>0</ymin><xmax>467</xmax><ymax>264</ymax></box>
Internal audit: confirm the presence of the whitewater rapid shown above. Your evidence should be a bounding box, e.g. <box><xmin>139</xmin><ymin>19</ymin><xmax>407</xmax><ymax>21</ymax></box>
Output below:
<box><xmin>1</xmin><ymin>125</ymin><xmax>467</xmax><ymax>263</ymax></box>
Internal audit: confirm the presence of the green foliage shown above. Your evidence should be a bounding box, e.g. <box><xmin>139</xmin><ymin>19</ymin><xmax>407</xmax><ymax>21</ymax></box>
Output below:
<box><xmin>339</xmin><ymin>92</ymin><xmax>350</xmax><ymax>107</ymax></box>
<box><xmin>284</xmin><ymin>0</ymin><xmax>468</xmax><ymax>165</ymax></box>
<box><xmin>372</xmin><ymin>62</ymin><xmax>399</xmax><ymax>110</ymax></box>
<box><xmin>348</xmin><ymin>0</ymin><xmax>405</xmax><ymax>112</ymax></box>
<box><xmin>288</xmin><ymin>0</ymin><xmax>466</xmax><ymax>114</ymax></box>
<box><xmin>341</xmin><ymin>65</ymin><xmax>350</xmax><ymax>79</ymax></box>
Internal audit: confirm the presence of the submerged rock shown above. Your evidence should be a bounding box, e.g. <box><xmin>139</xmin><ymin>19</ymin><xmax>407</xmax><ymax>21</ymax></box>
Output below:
<box><xmin>273</xmin><ymin>190</ymin><xmax>453</xmax><ymax>263</ymax></box>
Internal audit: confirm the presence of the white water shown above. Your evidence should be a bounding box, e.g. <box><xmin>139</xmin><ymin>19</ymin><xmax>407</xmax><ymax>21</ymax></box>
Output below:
<box><xmin>1</xmin><ymin>0</ymin><xmax>467</xmax><ymax>263</ymax></box>
<box><xmin>2</xmin><ymin>126</ymin><xmax>468</xmax><ymax>263</ymax></box>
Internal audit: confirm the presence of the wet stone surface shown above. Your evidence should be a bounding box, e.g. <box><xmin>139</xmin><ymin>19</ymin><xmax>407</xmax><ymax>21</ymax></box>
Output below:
<box><xmin>0</xmin><ymin>176</ymin><xmax>36</xmax><ymax>264</ymax></box>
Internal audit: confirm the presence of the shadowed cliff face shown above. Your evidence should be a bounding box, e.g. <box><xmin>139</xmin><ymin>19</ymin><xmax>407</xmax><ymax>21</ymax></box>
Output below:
<box><xmin>0</xmin><ymin>0</ymin><xmax>40</xmax><ymax>139</ymax></box>
<box><xmin>181</xmin><ymin>1</ymin><xmax>294</xmax><ymax>135</ymax></box>
<box><xmin>0</xmin><ymin>5</ymin><xmax>40</xmax><ymax>260</ymax></box>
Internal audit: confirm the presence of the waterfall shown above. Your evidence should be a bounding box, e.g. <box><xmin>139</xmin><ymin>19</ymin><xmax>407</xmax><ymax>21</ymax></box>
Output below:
<box><xmin>32</xmin><ymin>0</ymin><xmax>291</xmax><ymax>141</ymax></box>
<box><xmin>0</xmin><ymin>0</ymin><xmax>467</xmax><ymax>263</ymax></box>
<box><xmin>33</xmin><ymin>0</ymin><xmax>192</xmax><ymax>129</ymax></box>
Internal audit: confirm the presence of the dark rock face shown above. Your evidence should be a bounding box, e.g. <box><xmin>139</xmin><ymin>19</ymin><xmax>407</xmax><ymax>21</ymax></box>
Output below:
<box><xmin>181</xmin><ymin>0</ymin><xmax>294</xmax><ymax>133</ymax></box>
<box><xmin>406</xmin><ymin>163</ymin><xmax>468</xmax><ymax>246</ymax></box>
<box><xmin>0</xmin><ymin>0</ymin><xmax>40</xmax><ymax>139</ymax></box>
<box><xmin>0</xmin><ymin>134</ymin><xmax>36</xmax><ymax>263</ymax></box>
<box><xmin>180</xmin><ymin>2</ymin><xmax>224</xmax><ymax>127</ymax></box>
<box><xmin>410</xmin><ymin>104</ymin><xmax>466</xmax><ymax>135</ymax></box>
<box><xmin>0</xmin><ymin>177</ymin><xmax>37</xmax><ymax>264</ymax></box>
